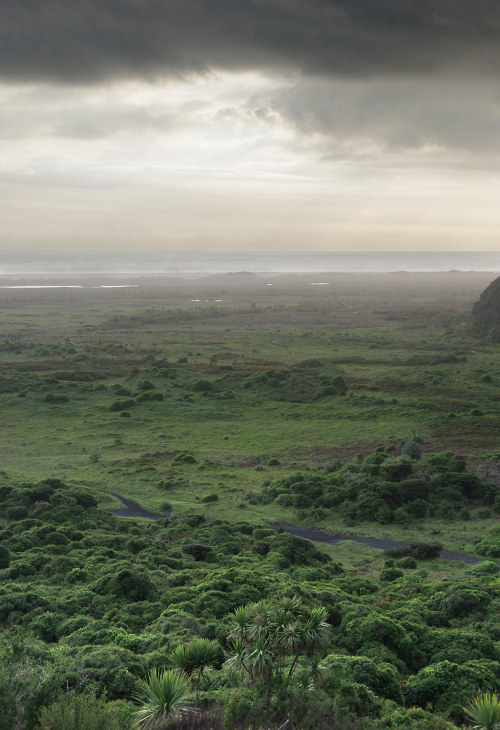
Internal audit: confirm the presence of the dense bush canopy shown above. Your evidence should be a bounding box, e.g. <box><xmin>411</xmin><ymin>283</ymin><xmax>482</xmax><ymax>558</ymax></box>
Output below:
<box><xmin>0</xmin><ymin>475</ymin><xmax>498</xmax><ymax>728</ymax></box>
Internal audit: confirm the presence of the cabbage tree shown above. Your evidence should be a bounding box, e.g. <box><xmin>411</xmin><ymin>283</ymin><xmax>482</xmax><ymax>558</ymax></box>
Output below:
<box><xmin>464</xmin><ymin>692</ymin><xmax>500</xmax><ymax>730</ymax></box>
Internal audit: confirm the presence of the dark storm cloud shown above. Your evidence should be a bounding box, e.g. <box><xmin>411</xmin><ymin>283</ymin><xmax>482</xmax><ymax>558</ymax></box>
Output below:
<box><xmin>248</xmin><ymin>77</ymin><xmax>500</xmax><ymax>155</ymax></box>
<box><xmin>1</xmin><ymin>0</ymin><xmax>500</xmax><ymax>84</ymax></box>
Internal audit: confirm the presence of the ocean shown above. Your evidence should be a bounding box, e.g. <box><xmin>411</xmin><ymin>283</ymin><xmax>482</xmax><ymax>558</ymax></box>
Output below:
<box><xmin>1</xmin><ymin>251</ymin><xmax>500</xmax><ymax>276</ymax></box>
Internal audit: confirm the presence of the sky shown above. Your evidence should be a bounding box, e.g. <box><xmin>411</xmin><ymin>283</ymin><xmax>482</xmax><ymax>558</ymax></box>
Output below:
<box><xmin>2</xmin><ymin>0</ymin><xmax>500</xmax><ymax>254</ymax></box>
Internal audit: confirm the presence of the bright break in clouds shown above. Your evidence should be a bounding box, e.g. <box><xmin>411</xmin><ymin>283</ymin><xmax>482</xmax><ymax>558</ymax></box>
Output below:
<box><xmin>1</xmin><ymin>0</ymin><xmax>500</xmax><ymax>253</ymax></box>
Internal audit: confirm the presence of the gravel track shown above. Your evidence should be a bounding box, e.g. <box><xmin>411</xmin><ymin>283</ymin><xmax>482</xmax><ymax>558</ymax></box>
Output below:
<box><xmin>104</xmin><ymin>492</ymin><xmax>167</xmax><ymax>520</ymax></box>
<box><xmin>103</xmin><ymin>493</ymin><xmax>482</xmax><ymax>564</ymax></box>
<box><xmin>271</xmin><ymin>521</ymin><xmax>482</xmax><ymax>565</ymax></box>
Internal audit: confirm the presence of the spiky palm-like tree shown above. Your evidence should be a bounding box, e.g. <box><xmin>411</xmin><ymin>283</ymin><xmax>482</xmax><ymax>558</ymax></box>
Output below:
<box><xmin>171</xmin><ymin>638</ymin><xmax>220</xmax><ymax>705</ymax></box>
<box><xmin>229</xmin><ymin>605</ymin><xmax>253</xmax><ymax>642</ymax></box>
<box><xmin>248</xmin><ymin>635</ymin><xmax>274</xmax><ymax>686</ymax></box>
<box><xmin>225</xmin><ymin>636</ymin><xmax>255</xmax><ymax>682</ymax></box>
<box><xmin>226</xmin><ymin>596</ymin><xmax>330</xmax><ymax>690</ymax></box>
<box><xmin>284</xmin><ymin>605</ymin><xmax>330</xmax><ymax>685</ymax></box>
<box><xmin>132</xmin><ymin>668</ymin><xmax>192</xmax><ymax>729</ymax></box>
<box><xmin>464</xmin><ymin>693</ymin><xmax>500</xmax><ymax>730</ymax></box>
<box><xmin>304</xmin><ymin>650</ymin><xmax>327</xmax><ymax>687</ymax></box>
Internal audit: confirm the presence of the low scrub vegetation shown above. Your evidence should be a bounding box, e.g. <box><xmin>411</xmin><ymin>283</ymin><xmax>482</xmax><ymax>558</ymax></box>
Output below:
<box><xmin>0</xmin><ymin>477</ymin><xmax>498</xmax><ymax>729</ymax></box>
<box><xmin>1</xmin><ymin>275</ymin><xmax>500</xmax><ymax>728</ymax></box>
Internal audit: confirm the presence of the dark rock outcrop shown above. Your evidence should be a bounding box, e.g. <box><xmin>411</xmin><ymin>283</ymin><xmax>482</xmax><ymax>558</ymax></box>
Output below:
<box><xmin>472</xmin><ymin>276</ymin><xmax>500</xmax><ymax>341</ymax></box>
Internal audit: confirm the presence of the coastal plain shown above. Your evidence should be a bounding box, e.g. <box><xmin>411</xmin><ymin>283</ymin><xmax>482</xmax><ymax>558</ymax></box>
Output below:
<box><xmin>0</xmin><ymin>270</ymin><xmax>498</xmax><ymax>564</ymax></box>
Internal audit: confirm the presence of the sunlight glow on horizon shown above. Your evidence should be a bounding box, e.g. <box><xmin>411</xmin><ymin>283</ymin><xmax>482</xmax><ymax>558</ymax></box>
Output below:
<box><xmin>1</xmin><ymin>71</ymin><xmax>500</xmax><ymax>253</ymax></box>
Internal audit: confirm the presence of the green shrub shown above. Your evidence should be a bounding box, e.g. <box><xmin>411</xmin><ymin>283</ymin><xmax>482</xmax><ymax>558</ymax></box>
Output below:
<box><xmin>126</xmin><ymin>538</ymin><xmax>149</xmax><ymax>554</ymax></box>
<box><xmin>266</xmin><ymin>550</ymin><xmax>291</xmax><ymax>570</ymax></box>
<box><xmin>201</xmin><ymin>494</ymin><xmax>219</xmax><ymax>503</ymax></box>
<box><xmin>68</xmin><ymin>491</ymin><xmax>97</xmax><ymax>509</ymax></box>
<box><xmin>401</xmin><ymin>438</ymin><xmax>423</xmax><ymax>460</ymax></box>
<box><xmin>410</xmin><ymin>541</ymin><xmax>443</xmax><ymax>559</ymax></box>
<box><xmin>29</xmin><ymin>611</ymin><xmax>65</xmax><ymax>642</ymax></box>
<box><xmin>379</xmin><ymin>568</ymin><xmax>404</xmax><ymax>583</ymax></box>
<box><xmin>399</xmin><ymin>477</ymin><xmax>429</xmax><ymax>501</ymax></box>
<box><xmin>8</xmin><ymin>561</ymin><xmax>37</xmax><ymax>578</ymax></box>
<box><xmin>135</xmin><ymin>391</ymin><xmax>164</xmax><ymax>403</ymax></box>
<box><xmin>263</xmin><ymin>533</ymin><xmax>330</xmax><ymax>566</ymax></box>
<box><xmin>38</xmin><ymin>693</ymin><xmax>121</xmax><ymax>730</ymax></box>
<box><xmin>138</xmin><ymin>380</ymin><xmax>155</xmax><ymax>391</ymax></box>
<box><xmin>380</xmin><ymin>458</ymin><xmax>413</xmax><ymax>482</ymax></box>
<box><xmin>388</xmin><ymin>541</ymin><xmax>443</xmax><ymax>560</ymax></box>
<box><xmin>70</xmin><ymin>352</ymin><xmax>90</xmax><ymax>362</ymax></box>
<box><xmin>44</xmin><ymin>393</ymin><xmax>69</xmax><ymax>404</ymax></box>
<box><xmin>466</xmin><ymin>561</ymin><xmax>499</xmax><ymax>575</ymax></box>
<box><xmin>393</xmin><ymin>507</ymin><xmax>409</xmax><ymax>525</ymax></box>
<box><xmin>108</xmin><ymin>399</ymin><xmax>135</xmax><ymax>412</ymax></box>
<box><xmin>395</xmin><ymin>556</ymin><xmax>418</xmax><ymax>569</ymax></box>
<box><xmin>0</xmin><ymin>635</ymin><xmax>61</xmax><ymax>730</ymax></box>
<box><xmin>474</xmin><ymin>526</ymin><xmax>500</xmax><ymax>558</ymax></box>
<box><xmin>432</xmin><ymin>587</ymin><xmax>490</xmax><ymax>620</ymax></box>
<box><xmin>405</xmin><ymin>660</ymin><xmax>499</xmax><ymax>719</ymax></box>
<box><xmin>106</xmin><ymin>568</ymin><xmax>153</xmax><ymax>601</ymax></box>
<box><xmin>333</xmin><ymin>681</ymin><xmax>383</xmax><ymax>718</ymax></box>
<box><xmin>155</xmin><ymin>479</ymin><xmax>175</xmax><ymax>490</ymax></box>
<box><xmin>73</xmin><ymin>646</ymin><xmax>144</xmax><ymax>699</ymax></box>
<box><xmin>421</xmin><ymin>628</ymin><xmax>496</xmax><ymax>665</ymax></box>
<box><xmin>173</xmin><ymin>453</ymin><xmax>197</xmax><ymax>464</ymax></box>
<box><xmin>360</xmin><ymin>451</ymin><xmax>387</xmax><ymax>472</ymax></box>
<box><xmin>322</xmin><ymin>653</ymin><xmax>403</xmax><ymax>703</ymax></box>
<box><xmin>380</xmin><ymin>706</ymin><xmax>459</xmax><ymax>729</ymax></box>
<box><xmin>44</xmin><ymin>531</ymin><xmax>69</xmax><ymax>546</ymax></box>
<box><xmin>223</xmin><ymin>684</ymin><xmax>332</xmax><ymax>730</ymax></box>
<box><xmin>276</xmin><ymin>493</ymin><xmax>291</xmax><ymax>507</ymax></box>
<box><xmin>6</xmin><ymin>506</ymin><xmax>29</xmax><ymax>520</ymax></box>
<box><xmin>331</xmin><ymin>375</ymin><xmax>348</xmax><ymax>392</ymax></box>
<box><xmin>190</xmin><ymin>379</ymin><xmax>215</xmax><ymax>393</ymax></box>
<box><xmin>493</xmin><ymin>494</ymin><xmax>500</xmax><ymax>513</ymax></box>
<box><xmin>182</xmin><ymin>544</ymin><xmax>212</xmax><ymax>561</ymax></box>
<box><xmin>251</xmin><ymin>528</ymin><xmax>275</xmax><ymax>539</ymax></box>
<box><xmin>291</xmin><ymin>493</ymin><xmax>313</xmax><ymax>508</ymax></box>
<box><xmin>0</xmin><ymin>546</ymin><xmax>10</xmax><ymax>569</ymax></box>
<box><xmin>112</xmin><ymin>385</ymin><xmax>132</xmax><ymax>396</ymax></box>
<box><xmin>407</xmin><ymin>499</ymin><xmax>429</xmax><ymax>518</ymax></box>
<box><xmin>345</xmin><ymin>614</ymin><xmax>412</xmax><ymax>665</ymax></box>
<box><xmin>333</xmin><ymin>574</ymin><xmax>377</xmax><ymax>596</ymax></box>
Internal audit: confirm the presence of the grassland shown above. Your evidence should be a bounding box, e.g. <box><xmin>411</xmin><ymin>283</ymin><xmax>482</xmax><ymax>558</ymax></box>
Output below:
<box><xmin>0</xmin><ymin>270</ymin><xmax>499</xmax><ymax>563</ymax></box>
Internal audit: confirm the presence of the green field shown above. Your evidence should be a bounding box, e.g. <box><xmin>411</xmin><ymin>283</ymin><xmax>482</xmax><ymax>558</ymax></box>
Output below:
<box><xmin>0</xmin><ymin>271</ymin><xmax>499</xmax><ymax>556</ymax></box>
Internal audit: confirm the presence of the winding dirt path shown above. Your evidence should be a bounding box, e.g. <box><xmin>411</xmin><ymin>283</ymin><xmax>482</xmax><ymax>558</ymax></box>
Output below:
<box><xmin>102</xmin><ymin>493</ymin><xmax>482</xmax><ymax>565</ymax></box>
<box><xmin>271</xmin><ymin>521</ymin><xmax>482</xmax><ymax>565</ymax></box>
<box><xmin>104</xmin><ymin>491</ymin><xmax>168</xmax><ymax>520</ymax></box>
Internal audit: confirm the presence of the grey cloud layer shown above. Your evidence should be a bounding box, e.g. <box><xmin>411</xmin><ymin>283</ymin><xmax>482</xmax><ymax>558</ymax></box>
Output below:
<box><xmin>249</xmin><ymin>78</ymin><xmax>500</xmax><ymax>156</ymax></box>
<box><xmin>0</xmin><ymin>87</ymin><xmax>200</xmax><ymax>140</ymax></box>
<box><xmin>3</xmin><ymin>77</ymin><xmax>500</xmax><ymax>162</ymax></box>
<box><xmin>2</xmin><ymin>0</ymin><xmax>500</xmax><ymax>83</ymax></box>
